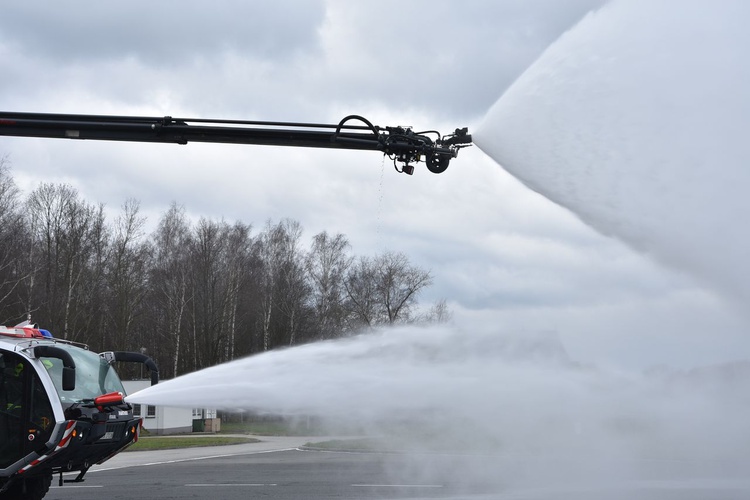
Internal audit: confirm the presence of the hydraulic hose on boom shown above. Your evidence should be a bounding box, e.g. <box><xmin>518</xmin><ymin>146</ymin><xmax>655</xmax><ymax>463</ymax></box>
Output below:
<box><xmin>0</xmin><ymin>111</ymin><xmax>472</xmax><ymax>175</ymax></box>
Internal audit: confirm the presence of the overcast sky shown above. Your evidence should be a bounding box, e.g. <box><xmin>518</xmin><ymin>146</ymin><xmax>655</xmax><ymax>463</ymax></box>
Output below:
<box><xmin>1</xmin><ymin>0</ymin><xmax>746</xmax><ymax>369</ymax></box>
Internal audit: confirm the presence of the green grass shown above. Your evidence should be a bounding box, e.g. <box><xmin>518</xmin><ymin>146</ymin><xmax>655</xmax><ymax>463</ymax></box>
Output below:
<box><xmin>125</xmin><ymin>435</ymin><xmax>258</xmax><ymax>451</ymax></box>
<box><xmin>219</xmin><ymin>418</ymin><xmax>328</xmax><ymax>436</ymax></box>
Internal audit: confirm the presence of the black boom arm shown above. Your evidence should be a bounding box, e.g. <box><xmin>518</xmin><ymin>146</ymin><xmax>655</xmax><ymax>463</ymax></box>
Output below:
<box><xmin>0</xmin><ymin>111</ymin><xmax>472</xmax><ymax>175</ymax></box>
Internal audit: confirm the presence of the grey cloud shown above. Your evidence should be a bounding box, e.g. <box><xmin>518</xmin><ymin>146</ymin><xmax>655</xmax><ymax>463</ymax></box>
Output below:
<box><xmin>0</xmin><ymin>0</ymin><xmax>606</xmax><ymax>121</ymax></box>
<box><xmin>310</xmin><ymin>0</ymin><xmax>608</xmax><ymax>120</ymax></box>
<box><xmin>1</xmin><ymin>1</ymin><xmax>325</xmax><ymax>64</ymax></box>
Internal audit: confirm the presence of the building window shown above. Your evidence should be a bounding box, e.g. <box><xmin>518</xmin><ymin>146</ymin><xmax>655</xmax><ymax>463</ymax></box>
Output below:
<box><xmin>146</xmin><ymin>405</ymin><xmax>156</xmax><ymax>418</ymax></box>
<box><xmin>133</xmin><ymin>404</ymin><xmax>141</xmax><ymax>417</ymax></box>
<box><xmin>192</xmin><ymin>408</ymin><xmax>202</xmax><ymax>418</ymax></box>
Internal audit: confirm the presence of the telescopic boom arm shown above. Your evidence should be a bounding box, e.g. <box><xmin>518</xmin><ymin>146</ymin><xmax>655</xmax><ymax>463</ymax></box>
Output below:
<box><xmin>0</xmin><ymin>111</ymin><xmax>472</xmax><ymax>175</ymax></box>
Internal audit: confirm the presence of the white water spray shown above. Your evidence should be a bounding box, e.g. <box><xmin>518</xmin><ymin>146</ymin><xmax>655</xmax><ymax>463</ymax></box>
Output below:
<box><xmin>129</xmin><ymin>0</ymin><xmax>750</xmax><ymax>493</ymax></box>
<box><xmin>129</xmin><ymin>324</ymin><xmax>750</xmax><ymax>489</ymax></box>
<box><xmin>475</xmin><ymin>0</ymin><xmax>750</xmax><ymax>305</ymax></box>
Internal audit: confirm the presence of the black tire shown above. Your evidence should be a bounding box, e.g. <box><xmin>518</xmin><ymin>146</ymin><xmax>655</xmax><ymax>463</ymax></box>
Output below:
<box><xmin>0</xmin><ymin>474</ymin><xmax>52</xmax><ymax>500</ymax></box>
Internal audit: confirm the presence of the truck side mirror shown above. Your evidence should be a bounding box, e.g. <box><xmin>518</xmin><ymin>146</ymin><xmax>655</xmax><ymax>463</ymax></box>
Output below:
<box><xmin>104</xmin><ymin>351</ymin><xmax>159</xmax><ymax>386</ymax></box>
<box><xmin>34</xmin><ymin>345</ymin><xmax>76</xmax><ymax>391</ymax></box>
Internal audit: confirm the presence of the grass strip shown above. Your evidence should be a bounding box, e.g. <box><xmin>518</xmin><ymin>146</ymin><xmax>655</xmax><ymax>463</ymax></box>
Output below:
<box><xmin>126</xmin><ymin>436</ymin><xmax>259</xmax><ymax>451</ymax></box>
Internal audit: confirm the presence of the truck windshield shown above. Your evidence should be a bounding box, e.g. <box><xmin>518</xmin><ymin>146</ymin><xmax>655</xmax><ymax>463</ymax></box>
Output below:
<box><xmin>41</xmin><ymin>345</ymin><xmax>125</xmax><ymax>403</ymax></box>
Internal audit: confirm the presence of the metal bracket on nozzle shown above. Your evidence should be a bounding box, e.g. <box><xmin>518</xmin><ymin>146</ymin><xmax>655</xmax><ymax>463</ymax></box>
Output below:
<box><xmin>382</xmin><ymin>126</ymin><xmax>473</xmax><ymax>175</ymax></box>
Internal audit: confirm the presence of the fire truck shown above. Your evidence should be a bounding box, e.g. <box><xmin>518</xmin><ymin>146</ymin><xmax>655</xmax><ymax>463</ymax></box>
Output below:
<box><xmin>0</xmin><ymin>324</ymin><xmax>158</xmax><ymax>499</ymax></box>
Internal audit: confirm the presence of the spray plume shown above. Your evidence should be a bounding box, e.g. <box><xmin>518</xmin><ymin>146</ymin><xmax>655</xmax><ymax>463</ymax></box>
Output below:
<box><xmin>475</xmin><ymin>0</ymin><xmax>750</xmax><ymax>305</ymax></box>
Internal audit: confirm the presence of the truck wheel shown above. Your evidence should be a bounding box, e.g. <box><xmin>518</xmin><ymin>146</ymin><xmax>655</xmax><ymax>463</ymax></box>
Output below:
<box><xmin>0</xmin><ymin>474</ymin><xmax>52</xmax><ymax>500</ymax></box>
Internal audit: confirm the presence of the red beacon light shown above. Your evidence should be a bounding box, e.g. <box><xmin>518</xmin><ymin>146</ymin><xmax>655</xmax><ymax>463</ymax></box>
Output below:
<box><xmin>0</xmin><ymin>324</ymin><xmax>53</xmax><ymax>339</ymax></box>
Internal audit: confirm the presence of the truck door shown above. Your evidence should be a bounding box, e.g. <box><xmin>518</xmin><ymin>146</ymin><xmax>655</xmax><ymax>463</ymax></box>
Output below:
<box><xmin>0</xmin><ymin>352</ymin><xmax>54</xmax><ymax>469</ymax></box>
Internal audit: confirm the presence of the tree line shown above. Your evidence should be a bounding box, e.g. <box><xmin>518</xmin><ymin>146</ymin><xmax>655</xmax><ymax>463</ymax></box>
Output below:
<box><xmin>0</xmin><ymin>160</ymin><xmax>448</xmax><ymax>379</ymax></box>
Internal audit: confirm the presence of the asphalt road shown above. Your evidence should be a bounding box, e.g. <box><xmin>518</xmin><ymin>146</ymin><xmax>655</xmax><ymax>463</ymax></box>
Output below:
<box><xmin>43</xmin><ymin>436</ymin><xmax>750</xmax><ymax>500</ymax></box>
<box><xmin>46</xmin><ymin>436</ymin><xmax>495</xmax><ymax>500</ymax></box>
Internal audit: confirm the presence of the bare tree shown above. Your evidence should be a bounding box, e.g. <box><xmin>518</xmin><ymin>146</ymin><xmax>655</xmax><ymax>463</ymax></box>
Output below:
<box><xmin>150</xmin><ymin>202</ymin><xmax>192</xmax><ymax>378</ymax></box>
<box><xmin>25</xmin><ymin>183</ymin><xmax>103</xmax><ymax>340</ymax></box>
<box><xmin>375</xmin><ymin>251</ymin><xmax>433</xmax><ymax>324</ymax></box>
<box><xmin>275</xmin><ymin>220</ymin><xmax>310</xmax><ymax>346</ymax></box>
<box><xmin>343</xmin><ymin>255</ymin><xmax>378</xmax><ymax>330</ymax></box>
<box><xmin>221</xmin><ymin>221</ymin><xmax>252</xmax><ymax>360</ymax></box>
<box><xmin>187</xmin><ymin>218</ymin><xmax>253</xmax><ymax>368</ymax></box>
<box><xmin>256</xmin><ymin>219</ymin><xmax>311</xmax><ymax>349</ymax></box>
<box><xmin>188</xmin><ymin>218</ymin><xmax>224</xmax><ymax>368</ymax></box>
<box><xmin>105</xmin><ymin>198</ymin><xmax>150</xmax><ymax>350</ymax></box>
<box><xmin>422</xmin><ymin>298</ymin><xmax>453</xmax><ymax>324</ymax></box>
<box><xmin>72</xmin><ymin>203</ymin><xmax>109</xmax><ymax>347</ymax></box>
<box><xmin>25</xmin><ymin>182</ymin><xmax>72</xmax><ymax>330</ymax></box>
<box><xmin>0</xmin><ymin>157</ymin><xmax>28</xmax><ymax>321</ymax></box>
<box><xmin>256</xmin><ymin>222</ymin><xmax>277</xmax><ymax>351</ymax></box>
<box><xmin>344</xmin><ymin>251</ymin><xmax>432</xmax><ymax>328</ymax></box>
<box><xmin>305</xmin><ymin>231</ymin><xmax>351</xmax><ymax>339</ymax></box>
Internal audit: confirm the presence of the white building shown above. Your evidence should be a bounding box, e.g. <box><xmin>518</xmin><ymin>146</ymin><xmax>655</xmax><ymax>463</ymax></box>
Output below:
<box><xmin>122</xmin><ymin>380</ymin><xmax>219</xmax><ymax>435</ymax></box>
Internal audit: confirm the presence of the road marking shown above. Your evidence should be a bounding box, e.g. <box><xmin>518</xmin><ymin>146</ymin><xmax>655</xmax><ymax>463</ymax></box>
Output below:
<box><xmin>186</xmin><ymin>483</ymin><xmax>277</xmax><ymax>487</ymax></box>
<box><xmin>352</xmin><ymin>484</ymin><xmax>444</xmax><ymax>488</ymax></box>
<box><xmin>89</xmin><ymin>447</ymin><xmax>297</xmax><ymax>472</ymax></box>
<box><xmin>50</xmin><ymin>485</ymin><xmax>104</xmax><ymax>489</ymax></box>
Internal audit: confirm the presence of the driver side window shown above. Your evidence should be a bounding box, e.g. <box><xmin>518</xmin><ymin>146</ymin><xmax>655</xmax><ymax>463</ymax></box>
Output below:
<box><xmin>0</xmin><ymin>351</ymin><xmax>25</xmax><ymax>468</ymax></box>
<box><xmin>0</xmin><ymin>351</ymin><xmax>54</xmax><ymax>468</ymax></box>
